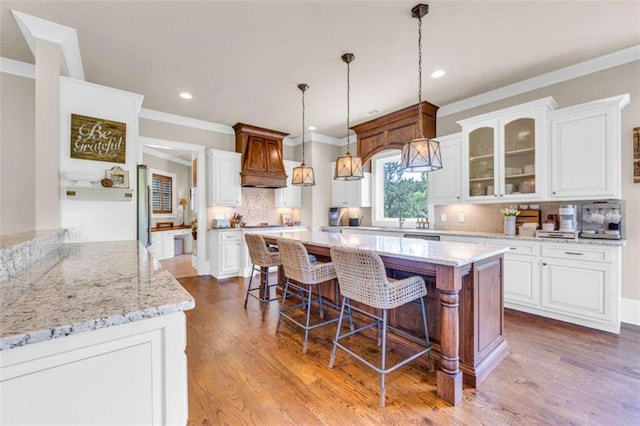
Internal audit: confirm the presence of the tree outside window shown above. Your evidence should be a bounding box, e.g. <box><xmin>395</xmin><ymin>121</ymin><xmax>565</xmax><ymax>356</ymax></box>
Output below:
<box><xmin>382</xmin><ymin>159</ymin><xmax>429</xmax><ymax>219</ymax></box>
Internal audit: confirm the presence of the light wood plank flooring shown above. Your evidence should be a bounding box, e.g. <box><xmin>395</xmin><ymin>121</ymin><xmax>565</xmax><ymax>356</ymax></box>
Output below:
<box><xmin>173</xmin><ymin>271</ymin><xmax>640</xmax><ymax>425</ymax></box>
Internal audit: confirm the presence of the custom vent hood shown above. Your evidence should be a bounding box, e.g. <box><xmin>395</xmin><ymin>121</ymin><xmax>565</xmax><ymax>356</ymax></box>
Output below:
<box><xmin>234</xmin><ymin>123</ymin><xmax>288</xmax><ymax>188</ymax></box>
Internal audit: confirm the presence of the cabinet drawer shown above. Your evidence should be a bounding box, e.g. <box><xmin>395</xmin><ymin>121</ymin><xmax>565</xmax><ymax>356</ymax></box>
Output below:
<box><xmin>219</xmin><ymin>232</ymin><xmax>241</xmax><ymax>241</ymax></box>
<box><xmin>541</xmin><ymin>245</ymin><xmax>612</xmax><ymax>262</ymax></box>
<box><xmin>490</xmin><ymin>239</ymin><xmax>539</xmax><ymax>256</ymax></box>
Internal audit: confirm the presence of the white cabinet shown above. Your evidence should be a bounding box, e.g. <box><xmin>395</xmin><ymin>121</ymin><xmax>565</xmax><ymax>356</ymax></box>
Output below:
<box><xmin>429</xmin><ymin>133</ymin><xmax>462</xmax><ymax>204</ymax></box>
<box><xmin>149</xmin><ymin>229</ymin><xmax>191</xmax><ymax>260</ymax></box>
<box><xmin>207</xmin><ymin>149</ymin><xmax>242</xmax><ymax>207</ymax></box>
<box><xmin>438</xmin><ymin>234</ymin><xmax>622</xmax><ymax>333</ymax></box>
<box><xmin>150</xmin><ymin>232</ymin><xmax>174</xmax><ymax>260</ymax></box>
<box><xmin>330</xmin><ymin>162</ymin><xmax>371</xmax><ymax>207</ymax></box>
<box><xmin>459</xmin><ymin>97</ymin><xmax>557</xmax><ymax>202</ymax></box>
<box><xmin>547</xmin><ymin>94</ymin><xmax>629</xmax><ymax>200</ymax></box>
<box><xmin>540</xmin><ymin>244</ymin><xmax>620</xmax><ymax>333</ymax></box>
<box><xmin>275</xmin><ymin>160</ymin><xmax>302</xmax><ymax>207</ymax></box>
<box><xmin>1</xmin><ymin>312</ymin><xmax>188</xmax><ymax>425</ymax></box>
<box><xmin>489</xmin><ymin>239</ymin><xmax>541</xmax><ymax>308</ymax></box>
<box><xmin>208</xmin><ymin>230</ymin><xmax>242</xmax><ymax>279</ymax></box>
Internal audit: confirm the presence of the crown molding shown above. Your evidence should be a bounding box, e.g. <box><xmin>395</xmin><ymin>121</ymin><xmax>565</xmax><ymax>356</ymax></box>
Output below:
<box><xmin>139</xmin><ymin>108</ymin><xmax>235</xmax><ymax>135</ymax></box>
<box><xmin>12</xmin><ymin>10</ymin><xmax>84</xmax><ymax>80</ymax></box>
<box><xmin>60</xmin><ymin>76</ymin><xmax>144</xmax><ymax>111</ymax></box>
<box><xmin>438</xmin><ymin>44</ymin><xmax>640</xmax><ymax>117</ymax></box>
<box><xmin>0</xmin><ymin>57</ymin><xmax>35</xmax><ymax>79</ymax></box>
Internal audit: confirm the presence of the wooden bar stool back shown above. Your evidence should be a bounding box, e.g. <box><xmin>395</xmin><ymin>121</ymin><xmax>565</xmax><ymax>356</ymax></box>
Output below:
<box><xmin>243</xmin><ymin>233</ymin><xmax>282</xmax><ymax>309</ymax></box>
<box><xmin>276</xmin><ymin>239</ymin><xmax>350</xmax><ymax>353</ymax></box>
<box><xmin>329</xmin><ymin>245</ymin><xmax>433</xmax><ymax>408</ymax></box>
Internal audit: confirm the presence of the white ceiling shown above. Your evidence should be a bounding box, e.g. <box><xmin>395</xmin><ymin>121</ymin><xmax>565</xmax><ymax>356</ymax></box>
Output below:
<box><xmin>1</xmin><ymin>1</ymin><xmax>639</xmax><ymax>138</ymax></box>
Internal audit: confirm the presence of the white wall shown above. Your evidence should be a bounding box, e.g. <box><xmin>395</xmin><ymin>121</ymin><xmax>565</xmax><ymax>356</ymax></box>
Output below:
<box><xmin>0</xmin><ymin>73</ymin><xmax>36</xmax><ymax>234</ymax></box>
<box><xmin>59</xmin><ymin>78</ymin><xmax>143</xmax><ymax>242</ymax></box>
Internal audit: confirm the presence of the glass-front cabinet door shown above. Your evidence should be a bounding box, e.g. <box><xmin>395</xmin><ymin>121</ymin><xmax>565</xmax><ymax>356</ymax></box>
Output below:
<box><xmin>503</xmin><ymin>118</ymin><xmax>536</xmax><ymax>197</ymax></box>
<box><xmin>468</xmin><ymin>126</ymin><xmax>496</xmax><ymax>199</ymax></box>
<box><xmin>460</xmin><ymin>97</ymin><xmax>557</xmax><ymax>202</ymax></box>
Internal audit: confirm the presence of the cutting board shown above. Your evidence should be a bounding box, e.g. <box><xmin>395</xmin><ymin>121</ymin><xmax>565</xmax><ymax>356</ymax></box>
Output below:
<box><xmin>516</xmin><ymin>210</ymin><xmax>541</xmax><ymax>235</ymax></box>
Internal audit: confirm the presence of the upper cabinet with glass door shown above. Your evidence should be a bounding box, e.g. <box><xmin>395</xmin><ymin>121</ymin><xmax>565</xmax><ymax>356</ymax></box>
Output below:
<box><xmin>459</xmin><ymin>98</ymin><xmax>558</xmax><ymax>202</ymax></box>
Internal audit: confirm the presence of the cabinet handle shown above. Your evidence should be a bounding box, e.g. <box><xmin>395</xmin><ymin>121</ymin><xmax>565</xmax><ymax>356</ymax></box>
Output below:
<box><xmin>509</xmin><ymin>247</ymin><xmax>517</xmax><ymax>250</ymax></box>
<box><xmin>564</xmin><ymin>251</ymin><xmax>584</xmax><ymax>256</ymax></box>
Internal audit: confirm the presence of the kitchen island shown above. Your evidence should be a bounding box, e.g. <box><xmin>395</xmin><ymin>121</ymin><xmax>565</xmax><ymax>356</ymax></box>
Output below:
<box><xmin>259</xmin><ymin>231</ymin><xmax>509</xmax><ymax>405</ymax></box>
<box><xmin>0</xmin><ymin>238</ymin><xmax>194</xmax><ymax>425</ymax></box>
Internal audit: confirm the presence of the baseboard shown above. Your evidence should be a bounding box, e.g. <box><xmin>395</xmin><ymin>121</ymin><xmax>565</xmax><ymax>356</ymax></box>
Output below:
<box><xmin>621</xmin><ymin>298</ymin><xmax>640</xmax><ymax>326</ymax></box>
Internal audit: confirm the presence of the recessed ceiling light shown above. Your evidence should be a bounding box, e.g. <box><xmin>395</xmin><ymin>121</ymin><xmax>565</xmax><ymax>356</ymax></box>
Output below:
<box><xmin>431</xmin><ymin>70</ymin><xmax>446</xmax><ymax>79</ymax></box>
<box><xmin>179</xmin><ymin>92</ymin><xmax>193</xmax><ymax>99</ymax></box>
<box><xmin>308</xmin><ymin>126</ymin><xmax>316</xmax><ymax>131</ymax></box>
<box><xmin>365</xmin><ymin>109</ymin><xmax>380</xmax><ymax>116</ymax></box>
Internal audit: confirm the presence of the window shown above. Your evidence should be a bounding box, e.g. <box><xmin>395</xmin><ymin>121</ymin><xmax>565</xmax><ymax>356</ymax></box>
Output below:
<box><xmin>149</xmin><ymin>169</ymin><xmax>176</xmax><ymax>217</ymax></box>
<box><xmin>372</xmin><ymin>152</ymin><xmax>430</xmax><ymax>226</ymax></box>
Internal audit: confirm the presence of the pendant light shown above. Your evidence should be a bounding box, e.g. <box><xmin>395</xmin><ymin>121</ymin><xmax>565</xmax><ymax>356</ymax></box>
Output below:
<box><xmin>334</xmin><ymin>53</ymin><xmax>364</xmax><ymax>181</ymax></box>
<box><xmin>400</xmin><ymin>4</ymin><xmax>443</xmax><ymax>172</ymax></box>
<box><xmin>291</xmin><ymin>83</ymin><xmax>316</xmax><ymax>186</ymax></box>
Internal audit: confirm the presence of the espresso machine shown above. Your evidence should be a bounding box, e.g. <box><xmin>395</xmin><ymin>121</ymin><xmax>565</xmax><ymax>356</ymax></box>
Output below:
<box><xmin>579</xmin><ymin>201</ymin><xmax>622</xmax><ymax>240</ymax></box>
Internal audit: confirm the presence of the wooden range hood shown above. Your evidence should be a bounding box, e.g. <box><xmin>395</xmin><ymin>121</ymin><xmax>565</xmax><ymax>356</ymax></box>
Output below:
<box><xmin>233</xmin><ymin>123</ymin><xmax>288</xmax><ymax>188</ymax></box>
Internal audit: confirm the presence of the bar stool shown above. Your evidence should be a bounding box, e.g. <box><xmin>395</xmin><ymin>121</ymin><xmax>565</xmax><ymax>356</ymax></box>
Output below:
<box><xmin>276</xmin><ymin>239</ymin><xmax>350</xmax><ymax>353</ymax></box>
<box><xmin>329</xmin><ymin>245</ymin><xmax>433</xmax><ymax>408</ymax></box>
<box><xmin>244</xmin><ymin>233</ymin><xmax>282</xmax><ymax>309</ymax></box>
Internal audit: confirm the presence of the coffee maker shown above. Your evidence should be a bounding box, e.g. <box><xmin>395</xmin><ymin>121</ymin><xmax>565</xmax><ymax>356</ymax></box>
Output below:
<box><xmin>558</xmin><ymin>205</ymin><xmax>578</xmax><ymax>232</ymax></box>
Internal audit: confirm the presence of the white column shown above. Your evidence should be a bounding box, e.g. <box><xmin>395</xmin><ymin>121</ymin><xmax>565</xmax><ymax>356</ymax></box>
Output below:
<box><xmin>34</xmin><ymin>39</ymin><xmax>62</xmax><ymax>230</ymax></box>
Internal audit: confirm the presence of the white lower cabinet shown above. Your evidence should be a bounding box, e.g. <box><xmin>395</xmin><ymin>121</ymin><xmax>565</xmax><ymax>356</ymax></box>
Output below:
<box><xmin>1</xmin><ymin>312</ymin><xmax>188</xmax><ymax>425</ymax></box>
<box><xmin>149</xmin><ymin>229</ymin><xmax>192</xmax><ymax>260</ymax></box>
<box><xmin>416</xmin><ymin>232</ymin><xmax>621</xmax><ymax>333</ymax></box>
<box><xmin>209</xmin><ymin>230</ymin><xmax>242</xmax><ymax>279</ymax></box>
<box><xmin>539</xmin><ymin>244</ymin><xmax>619</xmax><ymax>332</ymax></box>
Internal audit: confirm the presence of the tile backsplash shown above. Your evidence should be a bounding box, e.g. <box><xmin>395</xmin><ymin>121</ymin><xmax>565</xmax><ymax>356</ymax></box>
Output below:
<box><xmin>208</xmin><ymin>187</ymin><xmax>300</xmax><ymax>227</ymax></box>
<box><xmin>433</xmin><ymin>200</ymin><xmax>625</xmax><ymax>236</ymax></box>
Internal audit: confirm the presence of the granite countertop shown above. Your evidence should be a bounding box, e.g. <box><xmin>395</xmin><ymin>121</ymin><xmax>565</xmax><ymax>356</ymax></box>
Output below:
<box><xmin>0</xmin><ymin>240</ymin><xmax>195</xmax><ymax>351</ymax></box>
<box><xmin>323</xmin><ymin>226</ymin><xmax>626</xmax><ymax>247</ymax></box>
<box><xmin>258</xmin><ymin>231</ymin><xmax>509</xmax><ymax>267</ymax></box>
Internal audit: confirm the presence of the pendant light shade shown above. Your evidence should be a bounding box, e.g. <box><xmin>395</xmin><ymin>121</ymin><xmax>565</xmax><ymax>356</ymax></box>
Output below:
<box><xmin>334</xmin><ymin>53</ymin><xmax>364</xmax><ymax>181</ymax></box>
<box><xmin>292</xmin><ymin>83</ymin><xmax>315</xmax><ymax>186</ymax></box>
<box><xmin>401</xmin><ymin>4</ymin><xmax>443</xmax><ymax>173</ymax></box>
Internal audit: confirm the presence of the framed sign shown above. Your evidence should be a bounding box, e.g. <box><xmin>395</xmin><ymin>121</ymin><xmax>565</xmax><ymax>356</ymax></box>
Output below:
<box><xmin>70</xmin><ymin>114</ymin><xmax>126</xmax><ymax>163</ymax></box>
<box><xmin>634</xmin><ymin>127</ymin><xmax>640</xmax><ymax>184</ymax></box>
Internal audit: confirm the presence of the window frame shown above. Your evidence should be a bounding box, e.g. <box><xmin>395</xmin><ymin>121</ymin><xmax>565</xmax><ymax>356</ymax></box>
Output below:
<box><xmin>149</xmin><ymin>168</ymin><xmax>177</xmax><ymax>219</ymax></box>
<box><xmin>371</xmin><ymin>150</ymin><xmax>433</xmax><ymax>228</ymax></box>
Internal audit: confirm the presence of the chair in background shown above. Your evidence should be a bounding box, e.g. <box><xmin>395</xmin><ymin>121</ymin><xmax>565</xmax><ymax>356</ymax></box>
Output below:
<box><xmin>329</xmin><ymin>245</ymin><xmax>433</xmax><ymax>408</ymax></box>
<box><xmin>276</xmin><ymin>239</ymin><xmax>351</xmax><ymax>353</ymax></box>
<box><xmin>244</xmin><ymin>233</ymin><xmax>282</xmax><ymax>309</ymax></box>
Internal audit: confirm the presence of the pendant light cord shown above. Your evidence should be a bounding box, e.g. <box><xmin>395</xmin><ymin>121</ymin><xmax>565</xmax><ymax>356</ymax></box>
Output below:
<box><xmin>346</xmin><ymin>59</ymin><xmax>351</xmax><ymax>154</ymax></box>
<box><xmin>301</xmin><ymin>86</ymin><xmax>306</xmax><ymax>165</ymax></box>
<box><xmin>417</xmin><ymin>13</ymin><xmax>424</xmax><ymax>139</ymax></box>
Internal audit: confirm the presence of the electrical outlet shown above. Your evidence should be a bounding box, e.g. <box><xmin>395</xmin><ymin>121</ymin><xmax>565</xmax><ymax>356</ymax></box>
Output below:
<box><xmin>458</xmin><ymin>213</ymin><xmax>465</xmax><ymax>223</ymax></box>
<box><xmin>440</xmin><ymin>213</ymin><xmax>447</xmax><ymax>222</ymax></box>
<box><xmin>68</xmin><ymin>227</ymin><xmax>83</xmax><ymax>240</ymax></box>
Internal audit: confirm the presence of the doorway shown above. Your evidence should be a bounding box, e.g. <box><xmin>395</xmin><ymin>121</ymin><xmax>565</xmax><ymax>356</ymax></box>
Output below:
<box><xmin>138</xmin><ymin>136</ymin><xmax>208</xmax><ymax>275</ymax></box>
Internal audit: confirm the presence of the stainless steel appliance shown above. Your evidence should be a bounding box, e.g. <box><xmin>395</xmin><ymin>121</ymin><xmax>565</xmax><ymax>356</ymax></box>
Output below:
<box><xmin>329</xmin><ymin>208</ymin><xmax>341</xmax><ymax>226</ymax></box>
<box><xmin>580</xmin><ymin>201</ymin><xmax>622</xmax><ymax>240</ymax></box>
<box><xmin>136</xmin><ymin>165</ymin><xmax>151</xmax><ymax>247</ymax></box>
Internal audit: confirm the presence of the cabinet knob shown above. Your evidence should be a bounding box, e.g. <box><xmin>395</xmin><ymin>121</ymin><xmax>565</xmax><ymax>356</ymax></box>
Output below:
<box><xmin>456</xmin><ymin>196</ymin><xmax>460</xmax><ymax>199</ymax></box>
<box><xmin>542</xmin><ymin>262</ymin><xmax>547</xmax><ymax>266</ymax></box>
<box><xmin>552</xmin><ymin>191</ymin><xmax>556</xmax><ymax>195</ymax></box>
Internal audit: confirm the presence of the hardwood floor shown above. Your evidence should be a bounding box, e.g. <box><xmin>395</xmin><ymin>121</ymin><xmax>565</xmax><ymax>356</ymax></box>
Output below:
<box><xmin>160</xmin><ymin>254</ymin><xmax>198</xmax><ymax>278</ymax></box>
<box><xmin>176</xmin><ymin>272</ymin><xmax>640</xmax><ymax>425</ymax></box>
